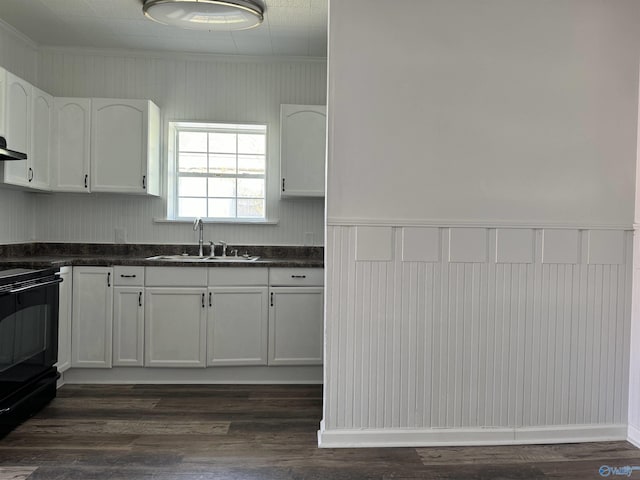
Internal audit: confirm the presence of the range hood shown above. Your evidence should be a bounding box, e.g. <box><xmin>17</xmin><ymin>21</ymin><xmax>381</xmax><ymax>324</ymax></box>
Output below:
<box><xmin>0</xmin><ymin>137</ymin><xmax>27</xmax><ymax>161</ymax></box>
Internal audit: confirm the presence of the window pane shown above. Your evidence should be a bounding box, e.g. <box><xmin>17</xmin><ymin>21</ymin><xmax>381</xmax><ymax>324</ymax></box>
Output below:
<box><xmin>237</xmin><ymin>178</ymin><xmax>264</xmax><ymax>198</ymax></box>
<box><xmin>209</xmin><ymin>154</ymin><xmax>236</xmax><ymax>175</ymax></box>
<box><xmin>208</xmin><ymin>199</ymin><xmax>236</xmax><ymax>218</ymax></box>
<box><xmin>179</xmin><ymin>131</ymin><xmax>207</xmax><ymax>152</ymax></box>
<box><xmin>179</xmin><ymin>153</ymin><xmax>207</xmax><ymax>173</ymax></box>
<box><xmin>238</xmin><ymin>199</ymin><xmax>265</xmax><ymax>218</ymax></box>
<box><xmin>238</xmin><ymin>134</ymin><xmax>265</xmax><ymax>154</ymax></box>
<box><xmin>209</xmin><ymin>133</ymin><xmax>236</xmax><ymax>153</ymax></box>
<box><xmin>179</xmin><ymin>177</ymin><xmax>207</xmax><ymax>197</ymax></box>
<box><xmin>209</xmin><ymin>178</ymin><xmax>236</xmax><ymax>197</ymax></box>
<box><xmin>238</xmin><ymin>155</ymin><xmax>265</xmax><ymax>175</ymax></box>
<box><xmin>179</xmin><ymin>198</ymin><xmax>207</xmax><ymax>218</ymax></box>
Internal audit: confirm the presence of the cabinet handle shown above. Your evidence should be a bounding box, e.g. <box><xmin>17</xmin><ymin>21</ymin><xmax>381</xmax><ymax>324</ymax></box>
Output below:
<box><xmin>209</xmin><ymin>292</ymin><xmax>212</xmax><ymax>307</ymax></box>
<box><xmin>120</xmin><ymin>274</ymin><xmax>136</xmax><ymax>278</ymax></box>
<box><xmin>282</xmin><ymin>178</ymin><xmax>285</xmax><ymax>192</ymax></box>
<box><xmin>28</xmin><ymin>168</ymin><xmax>33</xmax><ymax>182</ymax></box>
<box><xmin>138</xmin><ymin>291</ymin><xmax>142</xmax><ymax>307</ymax></box>
<box><xmin>202</xmin><ymin>293</ymin><xmax>205</xmax><ymax>308</ymax></box>
<box><xmin>291</xmin><ymin>275</ymin><xmax>306</xmax><ymax>279</ymax></box>
<box><xmin>84</xmin><ymin>174</ymin><xmax>88</xmax><ymax>189</ymax></box>
<box><xmin>142</xmin><ymin>175</ymin><xmax>146</xmax><ymax>190</ymax></box>
<box><xmin>107</xmin><ymin>272</ymin><xmax>111</xmax><ymax>287</ymax></box>
<box><xmin>270</xmin><ymin>292</ymin><xmax>274</xmax><ymax>307</ymax></box>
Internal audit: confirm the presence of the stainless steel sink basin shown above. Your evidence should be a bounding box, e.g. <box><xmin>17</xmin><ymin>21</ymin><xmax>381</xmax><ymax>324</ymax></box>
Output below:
<box><xmin>146</xmin><ymin>255</ymin><xmax>260</xmax><ymax>262</ymax></box>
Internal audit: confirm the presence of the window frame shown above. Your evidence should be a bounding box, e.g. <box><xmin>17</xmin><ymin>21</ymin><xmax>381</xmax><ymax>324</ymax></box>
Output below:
<box><xmin>167</xmin><ymin>121</ymin><xmax>269</xmax><ymax>222</ymax></box>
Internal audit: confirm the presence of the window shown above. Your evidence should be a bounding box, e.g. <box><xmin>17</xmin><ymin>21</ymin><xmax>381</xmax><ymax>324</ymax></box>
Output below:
<box><xmin>169</xmin><ymin>122</ymin><xmax>267</xmax><ymax>221</ymax></box>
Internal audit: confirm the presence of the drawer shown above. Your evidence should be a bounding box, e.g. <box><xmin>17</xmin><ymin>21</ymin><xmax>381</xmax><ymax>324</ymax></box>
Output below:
<box><xmin>114</xmin><ymin>266</ymin><xmax>145</xmax><ymax>286</ymax></box>
<box><xmin>145</xmin><ymin>267</ymin><xmax>207</xmax><ymax>287</ymax></box>
<box><xmin>208</xmin><ymin>268</ymin><xmax>268</xmax><ymax>286</ymax></box>
<box><xmin>269</xmin><ymin>268</ymin><xmax>324</xmax><ymax>286</ymax></box>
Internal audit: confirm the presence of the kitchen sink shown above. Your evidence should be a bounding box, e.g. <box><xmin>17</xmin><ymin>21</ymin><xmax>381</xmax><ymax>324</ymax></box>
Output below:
<box><xmin>146</xmin><ymin>255</ymin><xmax>260</xmax><ymax>262</ymax></box>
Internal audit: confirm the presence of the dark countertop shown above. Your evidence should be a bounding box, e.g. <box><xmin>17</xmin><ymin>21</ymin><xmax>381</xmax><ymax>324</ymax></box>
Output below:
<box><xmin>0</xmin><ymin>243</ymin><xmax>324</xmax><ymax>269</ymax></box>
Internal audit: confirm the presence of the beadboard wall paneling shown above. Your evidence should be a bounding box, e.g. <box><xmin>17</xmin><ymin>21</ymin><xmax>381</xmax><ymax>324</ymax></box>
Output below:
<box><xmin>628</xmin><ymin>230</ymin><xmax>640</xmax><ymax>446</ymax></box>
<box><xmin>323</xmin><ymin>225</ymin><xmax>632</xmax><ymax>445</ymax></box>
<box><xmin>0</xmin><ymin>21</ymin><xmax>38</xmax><ymax>244</ymax></box>
<box><xmin>34</xmin><ymin>50</ymin><xmax>326</xmax><ymax>245</ymax></box>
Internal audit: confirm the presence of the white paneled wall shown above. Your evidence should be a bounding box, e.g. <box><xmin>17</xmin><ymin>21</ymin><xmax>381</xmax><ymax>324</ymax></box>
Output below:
<box><xmin>628</xmin><ymin>230</ymin><xmax>640</xmax><ymax>446</ymax></box>
<box><xmin>321</xmin><ymin>225</ymin><xmax>631</xmax><ymax>447</ymax></box>
<box><xmin>0</xmin><ymin>21</ymin><xmax>39</xmax><ymax>243</ymax></box>
<box><xmin>32</xmin><ymin>49</ymin><xmax>326</xmax><ymax>245</ymax></box>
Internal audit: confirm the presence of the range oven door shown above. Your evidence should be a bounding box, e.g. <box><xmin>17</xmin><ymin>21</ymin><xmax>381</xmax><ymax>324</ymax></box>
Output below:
<box><xmin>0</xmin><ymin>275</ymin><xmax>61</xmax><ymax>434</ymax></box>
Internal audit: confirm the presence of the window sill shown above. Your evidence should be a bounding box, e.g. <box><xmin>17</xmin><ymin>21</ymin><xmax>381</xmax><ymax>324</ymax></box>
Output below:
<box><xmin>153</xmin><ymin>217</ymin><xmax>280</xmax><ymax>225</ymax></box>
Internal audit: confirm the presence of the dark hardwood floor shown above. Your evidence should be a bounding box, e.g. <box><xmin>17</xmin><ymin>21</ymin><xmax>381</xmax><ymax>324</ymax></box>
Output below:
<box><xmin>0</xmin><ymin>384</ymin><xmax>639</xmax><ymax>479</ymax></box>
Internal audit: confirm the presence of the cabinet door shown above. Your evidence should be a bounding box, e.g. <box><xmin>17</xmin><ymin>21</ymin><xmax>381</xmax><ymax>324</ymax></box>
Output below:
<box><xmin>0</xmin><ymin>68</ymin><xmax>6</xmax><ymax>138</ymax></box>
<box><xmin>4</xmin><ymin>73</ymin><xmax>31</xmax><ymax>187</ymax></box>
<box><xmin>56</xmin><ymin>266</ymin><xmax>72</xmax><ymax>373</ymax></box>
<box><xmin>52</xmin><ymin>98</ymin><xmax>91</xmax><ymax>192</ymax></box>
<box><xmin>91</xmin><ymin>99</ymin><xmax>149</xmax><ymax>194</ymax></box>
<box><xmin>29</xmin><ymin>87</ymin><xmax>52</xmax><ymax>190</ymax></box>
<box><xmin>268</xmin><ymin>287</ymin><xmax>324</xmax><ymax>365</ymax></box>
<box><xmin>71</xmin><ymin>267</ymin><xmax>114</xmax><ymax>368</ymax></box>
<box><xmin>280</xmin><ymin>104</ymin><xmax>326</xmax><ymax>197</ymax></box>
<box><xmin>113</xmin><ymin>287</ymin><xmax>145</xmax><ymax>366</ymax></box>
<box><xmin>145</xmin><ymin>288</ymin><xmax>207</xmax><ymax>367</ymax></box>
<box><xmin>207</xmin><ymin>287</ymin><xmax>268</xmax><ymax>366</ymax></box>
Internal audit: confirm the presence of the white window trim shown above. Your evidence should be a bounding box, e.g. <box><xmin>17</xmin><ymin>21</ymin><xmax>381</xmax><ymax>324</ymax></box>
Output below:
<box><xmin>166</xmin><ymin>121</ymin><xmax>274</xmax><ymax>223</ymax></box>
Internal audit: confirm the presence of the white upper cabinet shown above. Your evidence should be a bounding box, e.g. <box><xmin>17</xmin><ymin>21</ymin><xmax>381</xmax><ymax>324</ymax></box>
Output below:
<box><xmin>0</xmin><ymin>68</ymin><xmax>6</xmax><ymax>138</ymax></box>
<box><xmin>29</xmin><ymin>87</ymin><xmax>53</xmax><ymax>190</ymax></box>
<box><xmin>3</xmin><ymin>72</ymin><xmax>32</xmax><ymax>188</ymax></box>
<box><xmin>51</xmin><ymin>98</ymin><xmax>91</xmax><ymax>193</ymax></box>
<box><xmin>280</xmin><ymin>104</ymin><xmax>326</xmax><ymax>197</ymax></box>
<box><xmin>91</xmin><ymin>99</ymin><xmax>160</xmax><ymax>195</ymax></box>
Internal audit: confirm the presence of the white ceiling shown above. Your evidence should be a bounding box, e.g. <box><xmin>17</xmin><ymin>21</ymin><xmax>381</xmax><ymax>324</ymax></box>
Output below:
<box><xmin>0</xmin><ymin>0</ymin><xmax>328</xmax><ymax>57</ymax></box>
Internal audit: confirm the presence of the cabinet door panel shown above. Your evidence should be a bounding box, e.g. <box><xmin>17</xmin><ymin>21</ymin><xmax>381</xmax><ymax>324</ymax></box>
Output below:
<box><xmin>30</xmin><ymin>88</ymin><xmax>52</xmax><ymax>190</ymax></box>
<box><xmin>91</xmin><ymin>100</ymin><xmax>146</xmax><ymax>193</ymax></box>
<box><xmin>52</xmin><ymin>98</ymin><xmax>91</xmax><ymax>192</ymax></box>
<box><xmin>4</xmin><ymin>73</ymin><xmax>31</xmax><ymax>187</ymax></box>
<box><xmin>268</xmin><ymin>287</ymin><xmax>323</xmax><ymax>365</ymax></box>
<box><xmin>280</xmin><ymin>104</ymin><xmax>326</xmax><ymax>197</ymax></box>
<box><xmin>113</xmin><ymin>287</ymin><xmax>144</xmax><ymax>366</ymax></box>
<box><xmin>145</xmin><ymin>288</ymin><xmax>206</xmax><ymax>367</ymax></box>
<box><xmin>207</xmin><ymin>287</ymin><xmax>268</xmax><ymax>366</ymax></box>
<box><xmin>71</xmin><ymin>267</ymin><xmax>113</xmax><ymax>368</ymax></box>
<box><xmin>56</xmin><ymin>267</ymin><xmax>72</xmax><ymax>373</ymax></box>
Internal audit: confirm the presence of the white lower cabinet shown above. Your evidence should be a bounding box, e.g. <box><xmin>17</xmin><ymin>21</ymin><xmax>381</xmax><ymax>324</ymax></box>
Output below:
<box><xmin>71</xmin><ymin>267</ymin><xmax>113</xmax><ymax>368</ymax></box>
<box><xmin>268</xmin><ymin>287</ymin><xmax>324</xmax><ymax>365</ymax></box>
<box><xmin>207</xmin><ymin>287</ymin><xmax>269</xmax><ymax>366</ymax></box>
<box><xmin>112</xmin><ymin>266</ymin><xmax>145</xmax><ymax>366</ymax></box>
<box><xmin>56</xmin><ymin>266</ymin><xmax>72</xmax><ymax>373</ymax></box>
<box><xmin>145</xmin><ymin>288</ymin><xmax>207</xmax><ymax>367</ymax></box>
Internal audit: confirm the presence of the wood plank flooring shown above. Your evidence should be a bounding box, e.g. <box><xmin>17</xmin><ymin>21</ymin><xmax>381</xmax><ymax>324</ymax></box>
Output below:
<box><xmin>0</xmin><ymin>385</ymin><xmax>639</xmax><ymax>479</ymax></box>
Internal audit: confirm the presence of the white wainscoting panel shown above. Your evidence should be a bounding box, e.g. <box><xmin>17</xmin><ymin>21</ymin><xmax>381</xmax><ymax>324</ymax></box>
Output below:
<box><xmin>323</xmin><ymin>224</ymin><xmax>632</xmax><ymax>447</ymax></box>
<box><xmin>449</xmin><ymin>228</ymin><xmax>487</xmax><ymax>263</ymax></box>
<box><xmin>588</xmin><ymin>230</ymin><xmax>625</xmax><ymax>265</ymax></box>
<box><xmin>355</xmin><ymin>226</ymin><xmax>393</xmax><ymax>262</ymax></box>
<box><xmin>0</xmin><ymin>187</ymin><xmax>35</xmax><ymax>243</ymax></box>
<box><xmin>628</xmin><ymin>230</ymin><xmax>640</xmax><ymax>446</ymax></box>
<box><xmin>542</xmin><ymin>229</ymin><xmax>580</xmax><ymax>264</ymax></box>
<box><xmin>496</xmin><ymin>228</ymin><xmax>534</xmax><ymax>264</ymax></box>
<box><xmin>402</xmin><ymin>227</ymin><xmax>440</xmax><ymax>262</ymax></box>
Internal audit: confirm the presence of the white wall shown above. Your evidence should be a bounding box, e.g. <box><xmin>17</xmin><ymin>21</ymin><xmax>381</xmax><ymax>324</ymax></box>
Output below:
<box><xmin>322</xmin><ymin>0</ymin><xmax>640</xmax><ymax>447</ymax></box>
<box><xmin>0</xmin><ymin>20</ymin><xmax>38</xmax><ymax>243</ymax></box>
<box><xmin>327</xmin><ymin>0</ymin><xmax>639</xmax><ymax>227</ymax></box>
<box><xmin>33</xmin><ymin>49</ymin><xmax>326</xmax><ymax>245</ymax></box>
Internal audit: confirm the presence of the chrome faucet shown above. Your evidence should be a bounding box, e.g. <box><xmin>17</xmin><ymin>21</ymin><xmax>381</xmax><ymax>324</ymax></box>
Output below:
<box><xmin>193</xmin><ymin>217</ymin><xmax>204</xmax><ymax>256</ymax></box>
<box><xmin>219</xmin><ymin>240</ymin><xmax>227</xmax><ymax>257</ymax></box>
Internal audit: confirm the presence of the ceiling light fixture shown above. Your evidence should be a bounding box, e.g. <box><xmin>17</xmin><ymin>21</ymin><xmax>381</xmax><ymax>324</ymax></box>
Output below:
<box><xmin>142</xmin><ymin>0</ymin><xmax>264</xmax><ymax>31</ymax></box>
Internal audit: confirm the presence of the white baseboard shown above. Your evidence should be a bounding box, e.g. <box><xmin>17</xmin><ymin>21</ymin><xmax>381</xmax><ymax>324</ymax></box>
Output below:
<box><xmin>317</xmin><ymin>424</ymin><xmax>628</xmax><ymax>448</ymax></box>
<box><xmin>61</xmin><ymin>366</ymin><xmax>323</xmax><ymax>385</ymax></box>
<box><xmin>628</xmin><ymin>424</ymin><xmax>640</xmax><ymax>448</ymax></box>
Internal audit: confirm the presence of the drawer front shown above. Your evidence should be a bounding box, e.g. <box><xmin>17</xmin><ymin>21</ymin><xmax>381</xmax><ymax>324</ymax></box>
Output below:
<box><xmin>114</xmin><ymin>266</ymin><xmax>145</xmax><ymax>286</ymax></box>
<box><xmin>269</xmin><ymin>268</ymin><xmax>324</xmax><ymax>286</ymax></box>
<box><xmin>208</xmin><ymin>268</ymin><xmax>268</xmax><ymax>286</ymax></box>
<box><xmin>145</xmin><ymin>267</ymin><xmax>207</xmax><ymax>287</ymax></box>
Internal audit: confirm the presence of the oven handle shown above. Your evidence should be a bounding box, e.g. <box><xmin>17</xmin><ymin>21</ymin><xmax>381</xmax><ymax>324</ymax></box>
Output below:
<box><xmin>8</xmin><ymin>277</ymin><xmax>63</xmax><ymax>294</ymax></box>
